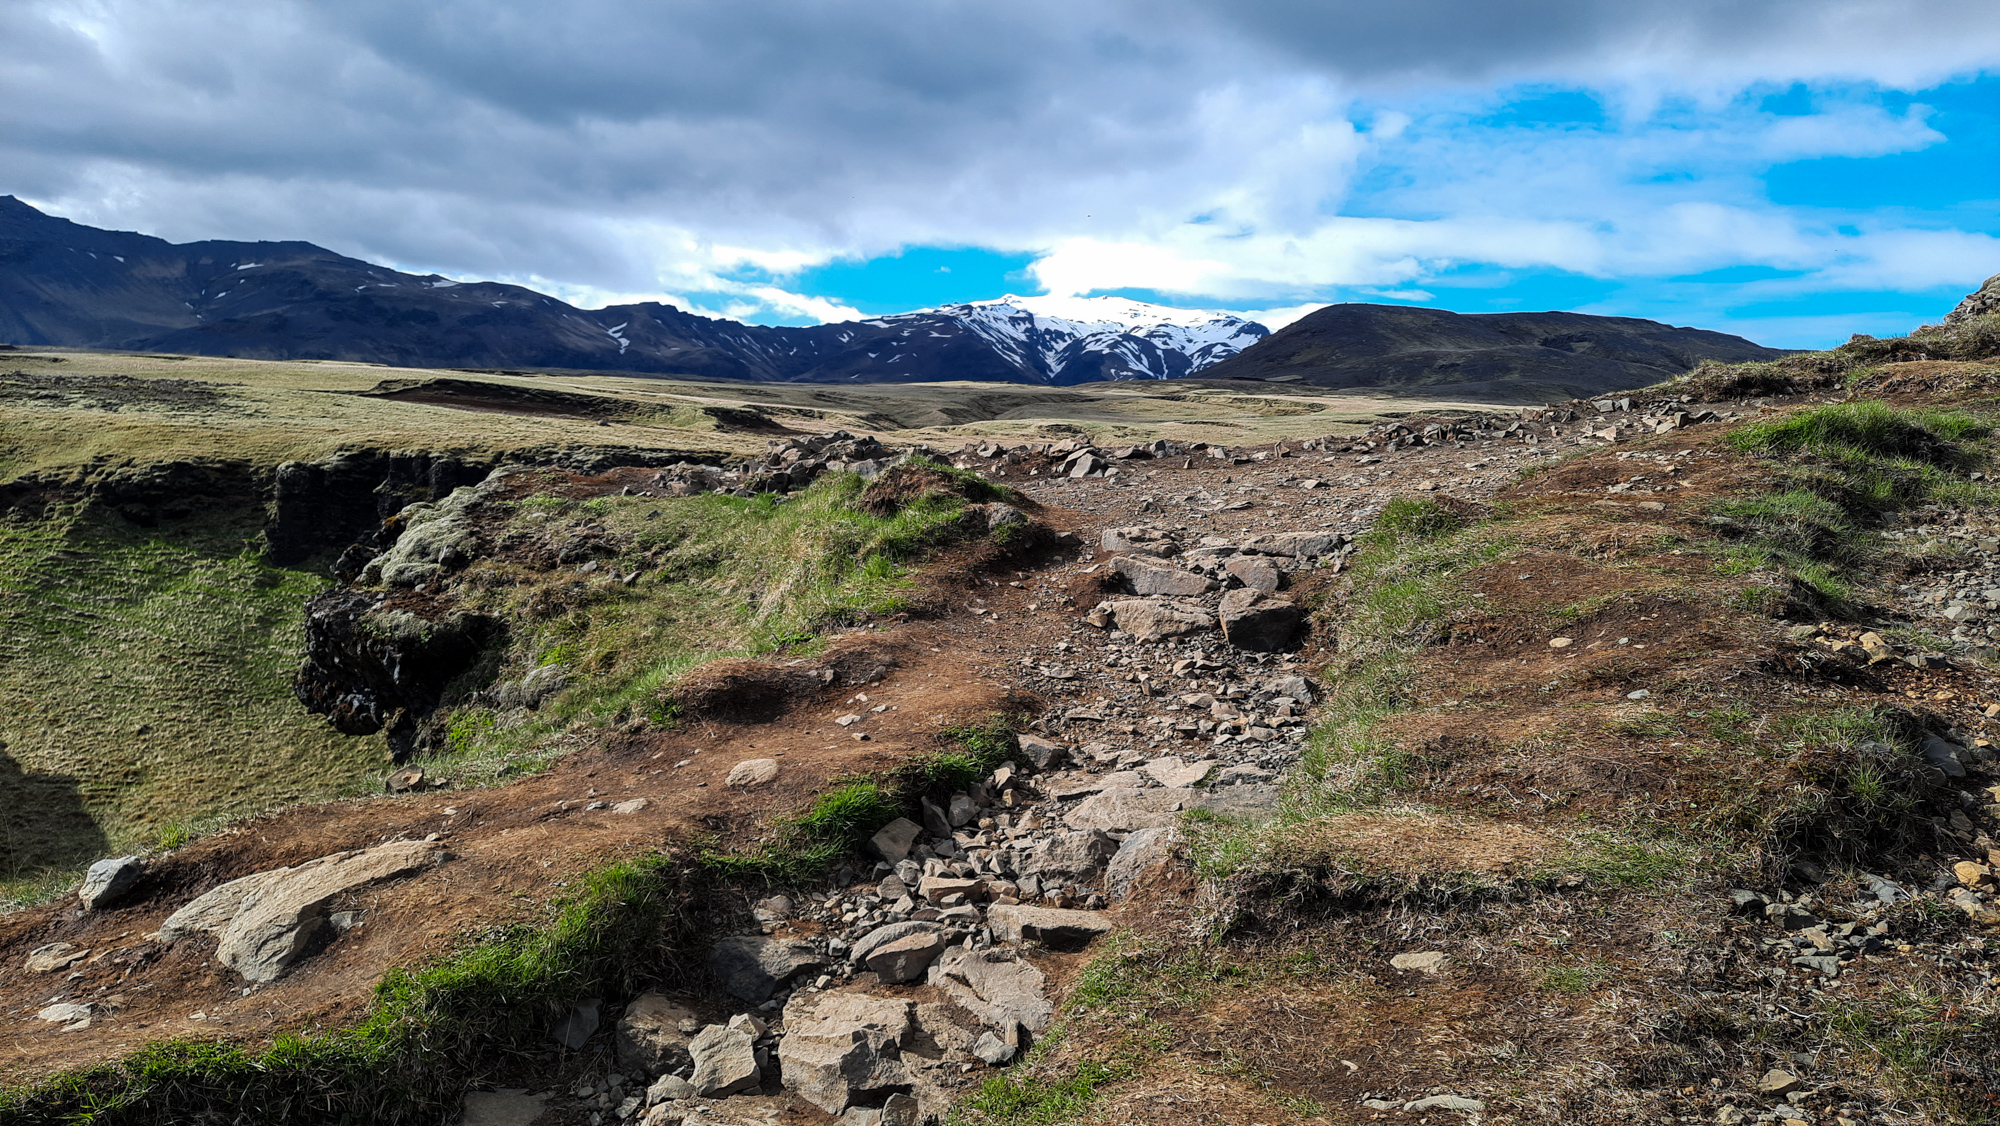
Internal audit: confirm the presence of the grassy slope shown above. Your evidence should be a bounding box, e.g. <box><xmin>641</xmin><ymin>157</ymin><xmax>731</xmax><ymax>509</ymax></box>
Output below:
<box><xmin>0</xmin><ymin>505</ymin><xmax>390</xmax><ymax>893</ymax></box>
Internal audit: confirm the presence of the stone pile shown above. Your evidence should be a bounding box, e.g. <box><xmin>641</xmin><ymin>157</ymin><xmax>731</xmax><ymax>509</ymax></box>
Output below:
<box><xmin>649</xmin><ymin>431</ymin><xmax>899</xmax><ymax>499</ymax></box>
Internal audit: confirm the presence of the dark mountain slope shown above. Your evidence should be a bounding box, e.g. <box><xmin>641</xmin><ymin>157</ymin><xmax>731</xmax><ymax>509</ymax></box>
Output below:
<box><xmin>1200</xmin><ymin>302</ymin><xmax>1789</xmax><ymax>399</ymax></box>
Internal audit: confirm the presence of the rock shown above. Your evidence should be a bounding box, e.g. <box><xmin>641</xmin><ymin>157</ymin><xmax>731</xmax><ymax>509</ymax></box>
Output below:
<box><xmin>726</xmin><ymin>758</ymin><xmax>780</xmax><ymax>788</ymax></box>
<box><xmin>1403</xmin><ymin>1095</ymin><xmax>1485</xmax><ymax>1113</ymax></box>
<box><xmin>865</xmin><ymin>930</ymin><xmax>950</xmax><ymax>983</ymax></box>
<box><xmin>1390</xmin><ymin>951</ymin><xmax>1448</xmax><ymax>974</ymax></box>
<box><xmin>78</xmin><ymin>856</ymin><xmax>145</xmax><ymax>911</ymax></box>
<box><xmin>1105</xmin><ymin>827</ymin><xmax>1178</xmax><ymax>902</ymax></box>
<box><xmin>1223</xmin><ymin>556</ymin><xmax>1284</xmax><ymax>591</ymax></box>
<box><xmin>1921</xmin><ymin>737</ymin><xmax>1968</xmax><ymax>778</ymax></box>
<box><xmin>1099</xmin><ymin>598</ymin><xmax>1216</xmax><ymax>642</ymax></box>
<box><xmin>986</xmin><ymin>905</ymin><xmax>1114</xmax><ymax>949</ymax></box>
<box><xmin>1141</xmin><ymin>756</ymin><xmax>1214</xmax><ymax>788</ymax></box>
<box><xmin>1185</xmin><ymin>784</ymin><xmax>1282</xmax><ymax>822</ymax></box>
<box><xmin>918</xmin><ymin>875</ymin><xmax>984</xmax><ymax>903</ymax></box>
<box><xmin>1241</xmin><ymin>531</ymin><xmax>1346</xmax><ymax>558</ymax></box>
<box><xmin>610</xmin><ymin>797</ymin><xmax>650</xmax><ymax>814</ymax></box>
<box><xmin>1267</xmin><ymin>675</ymin><xmax>1314</xmax><ymax>702</ymax></box>
<box><xmin>879</xmin><ymin>1092</ymin><xmax>922</xmax><ymax>1126</ymax></box>
<box><xmin>1111</xmin><ymin>555</ymin><xmax>1215</xmax><ymax>597</ymax></box>
<box><xmin>1019</xmin><ymin>829</ymin><xmax>1119</xmax><ymax>880</ymax></box>
<box><xmin>1218</xmin><ymin>589</ymin><xmax>1302</xmax><ymax>651</ymax></box>
<box><xmin>1063</xmin><ymin>787</ymin><xmax>1186</xmax><ymax>832</ymax></box>
<box><xmin>156</xmin><ymin>840</ymin><xmax>440</xmax><ymax>982</ymax></box>
<box><xmin>1757</xmin><ymin>1070</ymin><xmax>1801</xmax><ymax>1097</ymax></box>
<box><xmin>868</xmin><ymin>818</ymin><xmax>923</xmax><ymax>864</ymax></box>
<box><xmin>387</xmin><ymin>766</ymin><xmax>426</xmax><ymax>793</ymax></box>
<box><xmin>647</xmin><ymin>1074</ymin><xmax>697</xmax><ymax>1104</ymax></box>
<box><xmin>708</xmin><ymin>935</ymin><xmax>826</xmax><ymax>1003</ymax></box>
<box><xmin>930</xmin><ymin>946</ymin><xmax>1054</xmax><ymax>1033</ymax></box>
<box><xmin>34</xmin><ymin>1002</ymin><xmax>89</xmax><ymax>1024</ymax></box>
<box><xmin>618</xmin><ymin>993</ymin><xmax>702</xmax><ymax>1075</ymax></box>
<box><xmin>24</xmin><ymin>942</ymin><xmax>89</xmax><ymax>974</ymax></box>
<box><xmin>948</xmin><ymin>794</ymin><xmax>978</xmax><ymax>827</ymax></box>
<box><xmin>752</xmin><ymin>895</ymin><xmax>794</xmax><ymax>923</ymax></box>
<box><xmin>552</xmin><ymin>999</ymin><xmax>600</xmax><ymax>1050</ymax></box>
<box><xmin>688</xmin><ymin>1024</ymin><xmax>762</xmax><ymax>1097</ymax></box>
<box><xmin>778</xmin><ymin>991</ymin><xmax>914</xmax><ymax>1114</ymax></box>
<box><xmin>460</xmin><ymin>1089</ymin><xmax>552</xmax><ymax>1126</ymax></box>
<box><xmin>973</xmin><ymin>1031</ymin><xmax>1015</xmax><ymax>1065</ymax></box>
<box><xmin>1099</xmin><ymin>526</ymin><xmax>1179</xmax><ymax>557</ymax></box>
<box><xmin>1015</xmin><ymin>734</ymin><xmax>1069</xmax><ymax>770</ymax></box>
<box><xmin>851</xmin><ymin>920</ymin><xmax>946</xmax><ymax>963</ymax></box>
<box><xmin>1955</xmin><ymin>860</ymin><xmax>1993</xmax><ymax>889</ymax></box>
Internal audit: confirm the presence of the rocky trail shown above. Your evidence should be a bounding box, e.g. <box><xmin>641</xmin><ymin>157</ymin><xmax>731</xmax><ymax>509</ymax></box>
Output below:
<box><xmin>6</xmin><ymin>352</ymin><xmax>2000</xmax><ymax>1125</ymax></box>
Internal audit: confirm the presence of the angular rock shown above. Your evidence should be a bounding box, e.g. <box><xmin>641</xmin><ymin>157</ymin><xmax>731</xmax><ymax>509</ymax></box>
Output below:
<box><xmin>1921</xmin><ymin>736</ymin><xmax>1968</xmax><ymax>778</ymax></box>
<box><xmin>851</xmin><ymin>921</ymin><xmax>946</xmax><ymax>963</ymax></box>
<box><xmin>1218</xmin><ymin>589</ymin><xmax>1302</xmax><ymax>651</ymax></box>
<box><xmin>1756</xmin><ymin>1070</ymin><xmax>1801</xmax><ymax>1096</ymax></box>
<box><xmin>1141</xmin><ymin>756</ymin><xmax>1214</xmax><ymax>788</ymax></box>
<box><xmin>156</xmin><ymin>840</ymin><xmax>440</xmax><ymax>982</ymax></box>
<box><xmin>930</xmin><ymin>946</ymin><xmax>1054</xmax><ymax>1033</ymax></box>
<box><xmin>24</xmin><ymin>942</ymin><xmax>89</xmax><ymax>974</ymax></box>
<box><xmin>78</xmin><ymin>856</ymin><xmax>145</xmax><ymax>911</ymax></box>
<box><xmin>1223</xmin><ymin>556</ymin><xmax>1284</xmax><ymax>591</ymax></box>
<box><xmin>986</xmin><ymin>905</ymin><xmax>1114</xmax><ymax>949</ymax></box>
<box><xmin>865</xmin><ymin>931</ymin><xmax>949</xmax><ymax>984</ymax></box>
<box><xmin>973</xmin><ymin>1031</ymin><xmax>1014</xmax><ymax>1065</ymax></box>
<box><xmin>688</xmin><ymin>1024</ymin><xmax>761</xmax><ymax>1097</ymax></box>
<box><xmin>726</xmin><ymin>758</ymin><xmax>780</xmax><ymax>788</ymax></box>
<box><xmin>868</xmin><ymin>818</ymin><xmax>923</xmax><ymax>864</ymax></box>
<box><xmin>618</xmin><ymin>993</ymin><xmax>702</xmax><ymax>1075</ymax></box>
<box><xmin>553</xmin><ymin>999</ymin><xmax>601</xmax><ymax>1050</ymax></box>
<box><xmin>708</xmin><ymin>935</ymin><xmax>825</xmax><ymax>1002</ymax></box>
<box><xmin>1015</xmin><ymin>734</ymin><xmax>1069</xmax><ymax>770</ymax></box>
<box><xmin>1020</xmin><ymin>829</ymin><xmax>1119</xmax><ymax>880</ymax></box>
<box><xmin>1064</xmin><ymin>787</ymin><xmax>1186</xmax><ymax>832</ymax></box>
<box><xmin>1105</xmin><ymin>827</ymin><xmax>1178</xmax><ymax>902</ymax></box>
<box><xmin>1390</xmin><ymin>951</ymin><xmax>1448</xmax><ymax>974</ymax></box>
<box><xmin>647</xmin><ymin>1075</ymin><xmax>697</xmax><ymax>1104</ymax></box>
<box><xmin>918</xmin><ymin>875</ymin><xmax>984</xmax><ymax>903</ymax></box>
<box><xmin>778</xmin><ymin>991</ymin><xmax>913</xmax><ymax>1114</ymax></box>
<box><xmin>35</xmin><ymin>1002</ymin><xmax>91</xmax><ymax>1024</ymax></box>
<box><xmin>1186</xmin><ymin>784</ymin><xmax>1282</xmax><ymax>822</ymax></box>
<box><xmin>1099</xmin><ymin>526</ymin><xmax>1179</xmax><ymax>557</ymax></box>
<box><xmin>1403</xmin><ymin>1095</ymin><xmax>1484</xmax><ymax>1113</ymax></box>
<box><xmin>1111</xmin><ymin>556</ymin><xmax>1215</xmax><ymax>597</ymax></box>
<box><xmin>1100</xmin><ymin>598</ymin><xmax>1216</xmax><ymax>642</ymax></box>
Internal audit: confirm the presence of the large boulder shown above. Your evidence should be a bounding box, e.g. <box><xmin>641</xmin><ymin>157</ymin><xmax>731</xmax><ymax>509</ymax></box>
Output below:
<box><xmin>618</xmin><ymin>993</ymin><xmax>702</xmax><ymax>1075</ymax></box>
<box><xmin>777</xmin><ymin>991</ymin><xmax>914</xmax><ymax>1114</ymax></box>
<box><xmin>1218</xmin><ymin>589</ymin><xmax>1302</xmax><ymax>651</ymax></box>
<box><xmin>709</xmin><ymin>935</ymin><xmax>825</xmax><ymax>1003</ymax></box>
<box><xmin>1100</xmin><ymin>598</ymin><xmax>1215</xmax><ymax>642</ymax></box>
<box><xmin>1111</xmin><ymin>556</ymin><xmax>1215</xmax><ymax>597</ymax></box>
<box><xmin>1018</xmin><ymin>829</ymin><xmax>1119</xmax><ymax>881</ymax></box>
<box><xmin>155</xmin><ymin>840</ymin><xmax>440</xmax><ymax>982</ymax></box>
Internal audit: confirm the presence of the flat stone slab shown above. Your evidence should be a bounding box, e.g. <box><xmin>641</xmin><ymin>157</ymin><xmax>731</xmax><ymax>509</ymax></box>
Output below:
<box><xmin>1063</xmin><ymin>787</ymin><xmax>1188</xmax><ymax>832</ymax></box>
<box><xmin>709</xmin><ymin>934</ymin><xmax>826</xmax><ymax>1003</ymax></box>
<box><xmin>156</xmin><ymin>840</ymin><xmax>440</xmax><ymax>982</ymax></box>
<box><xmin>930</xmin><ymin>946</ymin><xmax>1054</xmax><ymax>1033</ymax></box>
<box><xmin>1185</xmin><ymin>784</ymin><xmax>1282</xmax><ymax>822</ymax></box>
<box><xmin>1141</xmin><ymin>756</ymin><xmax>1215</xmax><ymax>788</ymax></box>
<box><xmin>986</xmin><ymin>905</ymin><xmax>1114</xmax><ymax>949</ymax></box>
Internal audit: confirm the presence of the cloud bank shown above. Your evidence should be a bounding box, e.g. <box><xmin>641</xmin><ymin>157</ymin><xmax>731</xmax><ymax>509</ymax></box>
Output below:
<box><xmin>2</xmin><ymin>0</ymin><xmax>1996</xmax><ymax>341</ymax></box>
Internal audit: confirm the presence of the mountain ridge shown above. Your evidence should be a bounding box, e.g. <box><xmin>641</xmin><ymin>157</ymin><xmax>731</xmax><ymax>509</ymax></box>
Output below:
<box><xmin>0</xmin><ymin>198</ymin><xmax>1263</xmax><ymax>386</ymax></box>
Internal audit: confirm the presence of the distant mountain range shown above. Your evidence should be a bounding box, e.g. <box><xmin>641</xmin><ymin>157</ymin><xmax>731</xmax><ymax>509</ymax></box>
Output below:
<box><xmin>1197</xmin><ymin>302</ymin><xmax>1789</xmax><ymax>399</ymax></box>
<box><xmin>0</xmin><ymin>196</ymin><xmax>1785</xmax><ymax>395</ymax></box>
<box><xmin>0</xmin><ymin>198</ymin><xmax>1263</xmax><ymax>385</ymax></box>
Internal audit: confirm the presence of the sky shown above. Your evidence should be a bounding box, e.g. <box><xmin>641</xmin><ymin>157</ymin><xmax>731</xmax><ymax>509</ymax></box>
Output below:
<box><xmin>2</xmin><ymin>1</ymin><xmax>1997</xmax><ymax>346</ymax></box>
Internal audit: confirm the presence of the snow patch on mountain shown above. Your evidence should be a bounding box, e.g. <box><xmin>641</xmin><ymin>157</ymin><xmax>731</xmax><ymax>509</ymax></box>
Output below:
<box><xmin>884</xmin><ymin>294</ymin><xmax>1268</xmax><ymax>380</ymax></box>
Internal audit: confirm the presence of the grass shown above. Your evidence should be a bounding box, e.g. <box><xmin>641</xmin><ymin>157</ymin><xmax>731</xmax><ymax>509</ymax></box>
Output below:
<box><xmin>1708</xmin><ymin>401</ymin><xmax>1999</xmax><ymax>606</ymax></box>
<box><xmin>0</xmin><ymin>850</ymin><xmax>711</xmax><ymax>1124</ymax></box>
<box><xmin>0</xmin><ymin>504</ymin><xmax>390</xmax><ymax>883</ymax></box>
<box><xmin>1826</xmin><ymin>984</ymin><xmax>2000</xmax><ymax>1124</ymax></box>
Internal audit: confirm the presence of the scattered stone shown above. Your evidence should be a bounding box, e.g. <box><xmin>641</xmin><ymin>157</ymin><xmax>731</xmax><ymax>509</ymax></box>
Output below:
<box><xmin>1549</xmin><ymin>637</ymin><xmax>1574</xmax><ymax>649</ymax></box>
<box><xmin>1100</xmin><ymin>526</ymin><xmax>1179</xmax><ymax>556</ymax></box>
<box><xmin>646</xmin><ymin>1074</ymin><xmax>696</xmax><ymax>1104</ymax></box>
<box><xmin>1223</xmin><ymin>555</ymin><xmax>1284</xmax><ymax>591</ymax></box>
<box><xmin>986</xmin><ymin>904</ymin><xmax>1114</xmax><ymax>949</ymax></box>
<box><xmin>155</xmin><ymin>840</ymin><xmax>440</xmax><ymax>982</ymax></box>
<box><xmin>1390</xmin><ymin>951</ymin><xmax>1448</xmax><ymax>974</ymax></box>
<box><xmin>386</xmin><ymin>766</ymin><xmax>426</xmax><ymax>793</ymax></box>
<box><xmin>708</xmin><ymin>935</ymin><xmax>826</xmax><ymax>1003</ymax></box>
<box><xmin>618</xmin><ymin>993</ymin><xmax>702</xmax><ymax>1075</ymax></box>
<box><xmin>1112</xmin><ymin>555</ymin><xmax>1215</xmax><ymax>597</ymax></box>
<box><xmin>688</xmin><ymin>1024</ymin><xmax>762</xmax><ymax>1097</ymax></box>
<box><xmin>726</xmin><ymin>758</ymin><xmax>780</xmax><ymax>788</ymax></box>
<box><xmin>610</xmin><ymin>797</ymin><xmax>650</xmax><ymax>814</ymax></box>
<box><xmin>1403</xmin><ymin>1095</ymin><xmax>1485</xmax><ymax>1114</ymax></box>
<box><xmin>864</xmin><ymin>930</ymin><xmax>950</xmax><ymax>983</ymax></box>
<box><xmin>1099</xmin><ymin>598</ymin><xmax>1216</xmax><ymax>642</ymax></box>
<box><xmin>24</xmin><ymin>942</ymin><xmax>89</xmax><ymax>974</ymax></box>
<box><xmin>752</xmin><ymin>895</ymin><xmax>794</xmax><ymax>923</ymax></box>
<box><xmin>552</xmin><ymin>999</ymin><xmax>601</xmax><ymax>1050</ymax></box>
<box><xmin>973</xmin><ymin>1031</ymin><xmax>1015</xmax><ymax>1066</ymax></box>
<box><xmin>78</xmin><ymin>856</ymin><xmax>145</xmax><ymax>911</ymax></box>
<box><xmin>1217</xmin><ymin>589</ymin><xmax>1301</xmax><ymax>651</ymax></box>
<box><xmin>868</xmin><ymin>818</ymin><xmax>923</xmax><ymax>864</ymax></box>
<box><xmin>1757</xmin><ymin>1070</ymin><xmax>1802</xmax><ymax>1097</ymax></box>
<box><xmin>1140</xmin><ymin>755</ymin><xmax>1215</xmax><ymax>788</ymax></box>
<box><xmin>1105</xmin><ymin>827</ymin><xmax>1178</xmax><ymax>902</ymax></box>
<box><xmin>1015</xmin><ymin>734</ymin><xmax>1069</xmax><ymax>770</ymax></box>
<box><xmin>34</xmin><ymin>1002</ymin><xmax>90</xmax><ymax>1024</ymax></box>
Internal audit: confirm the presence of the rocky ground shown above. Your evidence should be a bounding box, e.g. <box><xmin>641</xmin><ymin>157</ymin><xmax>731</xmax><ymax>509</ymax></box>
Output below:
<box><xmin>5</xmin><ymin>343</ymin><xmax>2000</xmax><ymax>1125</ymax></box>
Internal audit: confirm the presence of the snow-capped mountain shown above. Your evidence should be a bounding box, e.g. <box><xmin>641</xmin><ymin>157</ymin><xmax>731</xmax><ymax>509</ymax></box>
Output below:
<box><xmin>895</xmin><ymin>295</ymin><xmax>1268</xmax><ymax>381</ymax></box>
<box><xmin>0</xmin><ymin>197</ymin><xmax>1268</xmax><ymax>386</ymax></box>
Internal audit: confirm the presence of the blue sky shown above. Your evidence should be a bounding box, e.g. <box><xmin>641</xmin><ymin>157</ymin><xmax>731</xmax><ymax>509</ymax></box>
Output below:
<box><xmin>5</xmin><ymin>0</ymin><xmax>1997</xmax><ymax>347</ymax></box>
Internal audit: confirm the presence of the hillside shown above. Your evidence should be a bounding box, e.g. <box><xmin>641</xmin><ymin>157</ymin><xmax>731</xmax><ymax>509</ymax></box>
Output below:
<box><xmin>0</xmin><ymin>198</ymin><xmax>1262</xmax><ymax>386</ymax></box>
<box><xmin>1198</xmin><ymin>301</ymin><xmax>1790</xmax><ymax>399</ymax></box>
